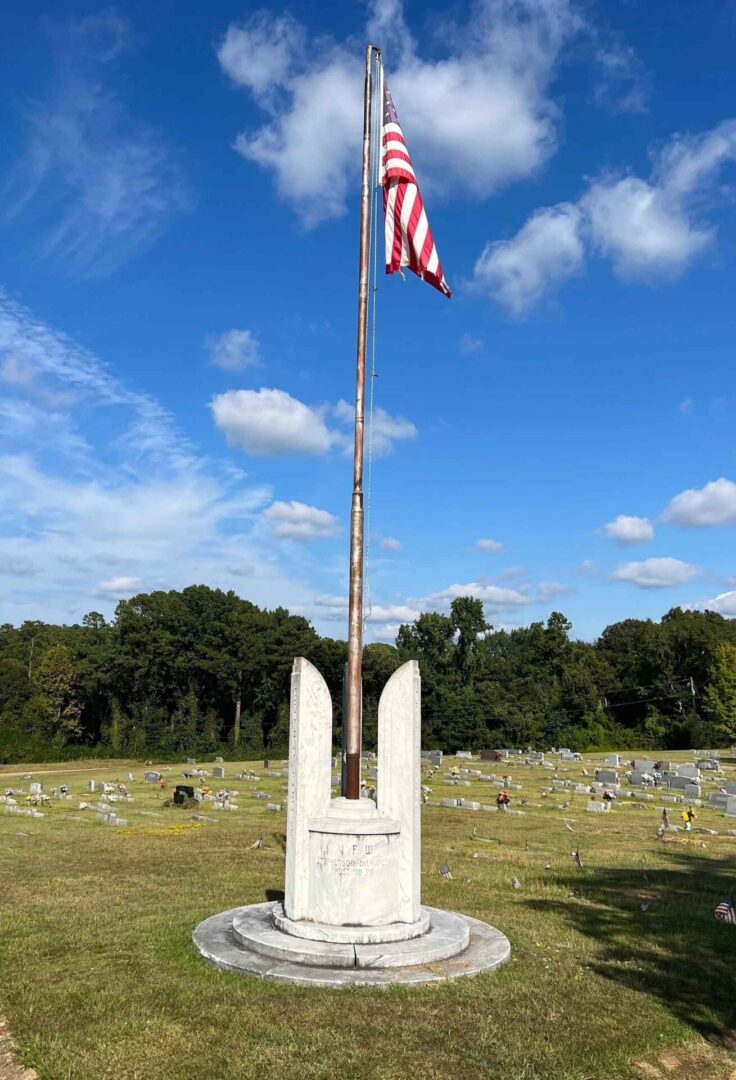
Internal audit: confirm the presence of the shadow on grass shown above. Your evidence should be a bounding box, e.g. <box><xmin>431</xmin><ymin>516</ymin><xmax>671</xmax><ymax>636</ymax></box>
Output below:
<box><xmin>526</xmin><ymin>852</ymin><xmax>736</xmax><ymax>1039</ymax></box>
<box><xmin>265</xmin><ymin>888</ymin><xmax>285</xmax><ymax>904</ymax></box>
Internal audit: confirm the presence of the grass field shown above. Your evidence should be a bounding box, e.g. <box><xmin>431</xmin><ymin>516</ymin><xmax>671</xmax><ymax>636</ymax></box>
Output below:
<box><xmin>2</xmin><ymin>751</ymin><xmax>736</xmax><ymax>1080</ymax></box>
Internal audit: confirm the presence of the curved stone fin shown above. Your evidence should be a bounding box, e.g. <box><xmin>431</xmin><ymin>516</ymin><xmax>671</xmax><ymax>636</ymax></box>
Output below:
<box><xmin>377</xmin><ymin>660</ymin><xmax>421</xmax><ymax>921</ymax></box>
<box><xmin>284</xmin><ymin>657</ymin><xmax>333</xmax><ymax>921</ymax></box>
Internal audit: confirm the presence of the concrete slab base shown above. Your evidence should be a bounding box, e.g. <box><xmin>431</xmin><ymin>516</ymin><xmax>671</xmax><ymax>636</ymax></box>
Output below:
<box><xmin>193</xmin><ymin>902</ymin><xmax>511</xmax><ymax>987</ymax></box>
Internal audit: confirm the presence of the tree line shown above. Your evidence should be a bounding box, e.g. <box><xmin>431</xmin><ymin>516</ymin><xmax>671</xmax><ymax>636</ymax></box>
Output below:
<box><xmin>1</xmin><ymin>585</ymin><xmax>735</xmax><ymax>762</ymax></box>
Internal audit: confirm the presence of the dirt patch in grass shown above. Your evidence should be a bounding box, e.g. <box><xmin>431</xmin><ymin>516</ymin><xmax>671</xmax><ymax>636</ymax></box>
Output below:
<box><xmin>0</xmin><ymin>1018</ymin><xmax>37</xmax><ymax>1080</ymax></box>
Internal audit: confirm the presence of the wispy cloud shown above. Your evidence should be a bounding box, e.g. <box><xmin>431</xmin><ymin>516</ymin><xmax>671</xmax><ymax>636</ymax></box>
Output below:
<box><xmin>4</xmin><ymin>11</ymin><xmax>190</xmax><ymax>277</ymax></box>
<box><xmin>208</xmin><ymin>329</ymin><xmax>262</xmax><ymax>371</ymax></box>
<box><xmin>0</xmin><ymin>293</ymin><xmax>346</xmax><ymax>627</ymax></box>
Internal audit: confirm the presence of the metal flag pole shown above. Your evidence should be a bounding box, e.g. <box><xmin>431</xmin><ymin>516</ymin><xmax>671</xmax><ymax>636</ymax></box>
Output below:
<box><xmin>344</xmin><ymin>44</ymin><xmax>380</xmax><ymax>799</ymax></box>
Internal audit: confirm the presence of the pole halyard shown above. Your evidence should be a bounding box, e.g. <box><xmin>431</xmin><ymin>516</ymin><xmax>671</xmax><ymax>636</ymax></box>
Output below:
<box><xmin>345</xmin><ymin>44</ymin><xmax>379</xmax><ymax>799</ymax></box>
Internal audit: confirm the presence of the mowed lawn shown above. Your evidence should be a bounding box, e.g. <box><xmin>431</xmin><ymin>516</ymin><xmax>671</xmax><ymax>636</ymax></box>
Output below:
<box><xmin>2</xmin><ymin>752</ymin><xmax>736</xmax><ymax>1080</ymax></box>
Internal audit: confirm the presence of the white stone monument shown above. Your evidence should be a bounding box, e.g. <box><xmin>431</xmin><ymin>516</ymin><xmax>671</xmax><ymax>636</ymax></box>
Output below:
<box><xmin>193</xmin><ymin>657</ymin><xmax>511</xmax><ymax>987</ymax></box>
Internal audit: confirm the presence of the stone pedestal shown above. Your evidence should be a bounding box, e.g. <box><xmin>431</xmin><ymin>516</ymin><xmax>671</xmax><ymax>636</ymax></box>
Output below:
<box><xmin>193</xmin><ymin>657</ymin><xmax>511</xmax><ymax>987</ymax></box>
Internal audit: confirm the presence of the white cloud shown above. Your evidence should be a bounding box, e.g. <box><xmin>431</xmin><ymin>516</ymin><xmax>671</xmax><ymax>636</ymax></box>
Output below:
<box><xmin>459</xmin><ymin>334</ymin><xmax>483</xmax><ymax>354</ymax></box>
<box><xmin>601</xmin><ymin>514</ymin><xmax>654</xmax><ymax>545</ymax></box>
<box><xmin>333</xmin><ymin>399</ymin><xmax>417</xmax><ymax>456</ymax></box>
<box><xmin>662</xmin><ymin>478</ymin><xmax>736</xmax><ymax>527</ymax></box>
<box><xmin>210</xmin><ymin>390</ymin><xmax>418</xmax><ymax>459</ymax></box>
<box><xmin>380</xmin><ymin>536</ymin><xmax>402</xmax><ymax>551</ymax></box>
<box><xmin>497</xmin><ymin>565</ymin><xmax>525</xmax><ymax>581</ymax></box>
<box><xmin>96</xmin><ymin>575</ymin><xmax>142</xmax><ymax>599</ymax></box>
<box><xmin>611</xmin><ymin>557</ymin><xmax>700</xmax><ymax>589</ymax></box>
<box><xmin>211</xmin><ymin>388</ymin><xmax>335</xmax><ymax>456</ymax></box>
<box><xmin>5</xmin><ymin>12</ymin><xmax>189</xmax><ymax>277</ymax></box>
<box><xmin>432</xmin><ymin>582</ymin><xmax>532</xmax><ymax>608</ymax></box>
<box><xmin>217</xmin><ymin>13</ymin><xmax>304</xmax><ymax>97</ymax></box>
<box><xmin>218</xmin><ymin>0</ymin><xmax>581</xmax><ymax>225</ymax></box>
<box><xmin>583</xmin><ymin>179</ymin><xmax>709</xmax><ymax>281</ymax></box>
<box><xmin>368</xmin><ymin>622</ymin><xmax>404</xmax><ymax>644</ymax></box>
<box><xmin>367</xmin><ymin>603</ymin><xmax>421</xmax><ymax>623</ymax></box>
<box><xmin>208</xmin><ymin>329</ymin><xmax>261</xmax><ymax>371</ymax></box>
<box><xmin>476</xmin><ymin>118</ymin><xmax>736</xmax><ymax>311</ymax></box>
<box><xmin>473</xmin><ymin>203</ymin><xmax>584</xmax><ymax>314</ymax></box>
<box><xmin>474</xmin><ymin>538</ymin><xmax>504</xmax><ymax>553</ymax></box>
<box><xmin>537</xmin><ymin>581</ymin><xmax>573</xmax><ymax>600</ymax></box>
<box><xmin>686</xmin><ymin>590</ymin><xmax>736</xmax><ymax>618</ymax></box>
<box><xmin>264</xmin><ymin>500</ymin><xmax>340</xmax><ymax>541</ymax></box>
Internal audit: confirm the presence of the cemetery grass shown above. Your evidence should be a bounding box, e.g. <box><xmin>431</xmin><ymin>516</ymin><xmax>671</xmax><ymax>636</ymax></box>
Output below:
<box><xmin>2</xmin><ymin>755</ymin><xmax>736</xmax><ymax>1080</ymax></box>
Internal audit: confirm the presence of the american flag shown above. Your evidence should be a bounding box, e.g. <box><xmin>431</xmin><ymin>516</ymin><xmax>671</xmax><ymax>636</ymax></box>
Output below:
<box><xmin>715</xmin><ymin>895</ymin><xmax>736</xmax><ymax>923</ymax></box>
<box><xmin>381</xmin><ymin>78</ymin><xmax>451</xmax><ymax>298</ymax></box>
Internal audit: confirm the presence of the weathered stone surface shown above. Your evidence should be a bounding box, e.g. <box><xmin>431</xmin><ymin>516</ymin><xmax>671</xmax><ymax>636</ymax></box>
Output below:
<box><xmin>284</xmin><ymin>658</ymin><xmax>332</xmax><ymax>922</ymax></box>
<box><xmin>274</xmin><ymin>906</ymin><xmax>431</xmax><ymax>944</ymax></box>
<box><xmin>377</xmin><ymin>661</ymin><xmax>421</xmax><ymax>925</ymax></box>
<box><xmin>192</xmin><ymin>904</ymin><xmax>510</xmax><ymax>987</ymax></box>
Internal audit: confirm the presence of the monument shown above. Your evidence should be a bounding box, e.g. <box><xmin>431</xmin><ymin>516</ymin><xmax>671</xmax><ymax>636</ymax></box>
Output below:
<box><xmin>192</xmin><ymin>45</ymin><xmax>511</xmax><ymax>987</ymax></box>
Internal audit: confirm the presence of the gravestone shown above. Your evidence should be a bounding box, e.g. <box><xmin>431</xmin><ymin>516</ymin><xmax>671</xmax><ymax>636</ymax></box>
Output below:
<box><xmin>456</xmin><ymin>751</ymin><xmax>473</xmax><ymax>760</ymax></box>
<box><xmin>722</xmin><ymin>782</ymin><xmax>736</xmax><ymax>796</ymax></box>
<box><xmin>668</xmin><ymin>776</ymin><xmax>693</xmax><ymax>791</ymax></box>
<box><xmin>710</xmin><ymin>793</ymin><xmax>730</xmax><ymax>811</ymax></box>
<box><xmin>213</xmin><ymin>766</ymin><xmax>225</xmax><ymax>780</ymax></box>
<box><xmin>29</xmin><ymin>782</ymin><xmax>42</xmax><ymax>795</ymax></box>
<box><xmin>144</xmin><ymin>771</ymin><xmax>160</xmax><ymax>783</ymax></box>
<box><xmin>215</xmin><ymin>756</ymin><xmax>224</xmax><ymax>763</ymax></box>
<box><xmin>606</xmin><ymin>754</ymin><xmax>620</xmax><ymax>767</ymax></box>
<box><xmin>634</xmin><ymin>759</ymin><xmax>656</xmax><ymax>773</ymax></box>
<box><xmin>676</xmin><ymin>765</ymin><xmax>700</xmax><ymax>780</ymax></box>
<box><xmin>697</xmin><ymin>759</ymin><xmax>719</xmax><ymax>771</ymax></box>
<box><xmin>683</xmin><ymin>783</ymin><xmax>701</xmax><ymax>799</ymax></box>
<box><xmin>596</xmin><ymin>770</ymin><xmax>619</xmax><ymax>785</ymax></box>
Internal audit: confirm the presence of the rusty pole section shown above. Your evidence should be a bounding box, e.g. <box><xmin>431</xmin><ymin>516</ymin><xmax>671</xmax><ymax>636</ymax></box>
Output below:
<box><xmin>345</xmin><ymin>44</ymin><xmax>378</xmax><ymax>799</ymax></box>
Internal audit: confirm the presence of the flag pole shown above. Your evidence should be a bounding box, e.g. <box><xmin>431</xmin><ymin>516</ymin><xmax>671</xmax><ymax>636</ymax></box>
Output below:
<box><xmin>345</xmin><ymin>44</ymin><xmax>379</xmax><ymax>799</ymax></box>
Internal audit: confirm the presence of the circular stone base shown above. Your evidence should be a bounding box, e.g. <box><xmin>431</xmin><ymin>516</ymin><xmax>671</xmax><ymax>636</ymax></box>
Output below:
<box><xmin>193</xmin><ymin>903</ymin><xmax>511</xmax><ymax>988</ymax></box>
<box><xmin>273</xmin><ymin>905</ymin><xmax>431</xmax><ymax>944</ymax></box>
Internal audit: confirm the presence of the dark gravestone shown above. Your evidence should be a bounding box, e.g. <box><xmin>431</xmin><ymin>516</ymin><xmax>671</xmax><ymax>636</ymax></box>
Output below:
<box><xmin>174</xmin><ymin>785</ymin><xmax>195</xmax><ymax>805</ymax></box>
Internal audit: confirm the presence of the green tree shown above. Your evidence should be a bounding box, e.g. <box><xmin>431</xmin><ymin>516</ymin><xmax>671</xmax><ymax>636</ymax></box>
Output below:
<box><xmin>702</xmin><ymin>642</ymin><xmax>736</xmax><ymax>743</ymax></box>
<box><xmin>35</xmin><ymin>645</ymin><xmax>83</xmax><ymax>743</ymax></box>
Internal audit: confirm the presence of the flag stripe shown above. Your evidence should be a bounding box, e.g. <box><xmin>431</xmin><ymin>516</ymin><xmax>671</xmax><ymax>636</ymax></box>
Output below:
<box><xmin>381</xmin><ymin>77</ymin><xmax>451</xmax><ymax>298</ymax></box>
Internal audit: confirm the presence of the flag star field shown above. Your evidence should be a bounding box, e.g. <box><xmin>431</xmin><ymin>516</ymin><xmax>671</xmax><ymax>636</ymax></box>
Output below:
<box><xmin>0</xmin><ymin>0</ymin><xmax>735</xmax><ymax>643</ymax></box>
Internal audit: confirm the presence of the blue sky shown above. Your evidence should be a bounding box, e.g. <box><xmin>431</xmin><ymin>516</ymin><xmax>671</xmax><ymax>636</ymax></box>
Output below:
<box><xmin>1</xmin><ymin>0</ymin><xmax>735</xmax><ymax>642</ymax></box>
